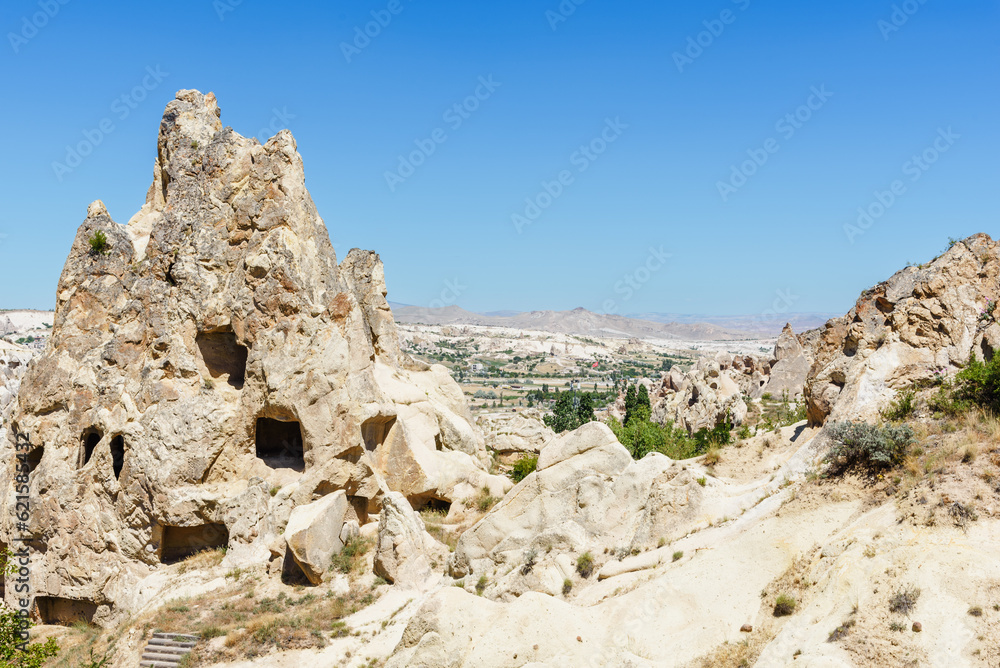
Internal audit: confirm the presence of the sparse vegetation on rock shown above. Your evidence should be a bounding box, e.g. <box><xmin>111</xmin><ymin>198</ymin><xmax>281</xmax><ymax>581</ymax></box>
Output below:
<box><xmin>824</xmin><ymin>421</ymin><xmax>916</xmax><ymax>472</ymax></box>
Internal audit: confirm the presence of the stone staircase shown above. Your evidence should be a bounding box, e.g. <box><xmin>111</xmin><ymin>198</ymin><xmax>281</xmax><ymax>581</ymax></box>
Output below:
<box><xmin>139</xmin><ymin>632</ymin><xmax>200</xmax><ymax>667</ymax></box>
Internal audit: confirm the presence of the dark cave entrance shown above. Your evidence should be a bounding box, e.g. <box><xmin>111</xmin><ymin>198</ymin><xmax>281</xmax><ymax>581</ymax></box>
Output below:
<box><xmin>159</xmin><ymin>524</ymin><xmax>230</xmax><ymax>564</ymax></box>
<box><xmin>255</xmin><ymin>418</ymin><xmax>304</xmax><ymax>471</ymax></box>
<box><xmin>361</xmin><ymin>415</ymin><xmax>398</xmax><ymax>452</ymax></box>
<box><xmin>110</xmin><ymin>435</ymin><xmax>125</xmax><ymax>480</ymax></box>
<box><xmin>80</xmin><ymin>428</ymin><xmax>102</xmax><ymax>468</ymax></box>
<box><xmin>33</xmin><ymin>596</ymin><xmax>98</xmax><ymax>625</ymax></box>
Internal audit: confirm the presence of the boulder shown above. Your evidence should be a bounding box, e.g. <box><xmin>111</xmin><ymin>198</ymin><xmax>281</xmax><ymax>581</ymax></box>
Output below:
<box><xmin>449</xmin><ymin>423</ymin><xmax>708</xmax><ymax>599</ymax></box>
<box><xmin>478</xmin><ymin>411</ymin><xmax>555</xmax><ymax>454</ymax></box>
<box><xmin>374</xmin><ymin>491</ymin><xmax>446</xmax><ymax>588</ymax></box>
<box><xmin>283</xmin><ymin>491</ymin><xmax>350</xmax><ymax>584</ymax></box>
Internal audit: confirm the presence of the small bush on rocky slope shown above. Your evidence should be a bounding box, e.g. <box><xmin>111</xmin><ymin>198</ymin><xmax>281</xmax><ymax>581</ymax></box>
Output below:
<box><xmin>509</xmin><ymin>454</ymin><xmax>537</xmax><ymax>483</ymax></box>
<box><xmin>773</xmin><ymin>594</ymin><xmax>796</xmax><ymax>617</ymax></box>
<box><xmin>331</xmin><ymin>536</ymin><xmax>372</xmax><ymax>574</ymax></box>
<box><xmin>824</xmin><ymin>421</ymin><xmax>916</xmax><ymax>473</ymax></box>
<box><xmin>943</xmin><ymin>354</ymin><xmax>1000</xmax><ymax>415</ymax></box>
<box><xmin>889</xmin><ymin>585</ymin><xmax>921</xmax><ymax>616</ymax></box>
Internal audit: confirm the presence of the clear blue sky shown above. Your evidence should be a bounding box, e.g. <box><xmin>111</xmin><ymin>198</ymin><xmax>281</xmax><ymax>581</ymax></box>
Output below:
<box><xmin>1</xmin><ymin>0</ymin><xmax>997</xmax><ymax>317</ymax></box>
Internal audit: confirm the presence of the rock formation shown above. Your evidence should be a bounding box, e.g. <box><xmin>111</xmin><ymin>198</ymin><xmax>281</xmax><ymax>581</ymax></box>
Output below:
<box><xmin>650</xmin><ymin>327</ymin><xmax>815</xmax><ymax>432</ymax></box>
<box><xmin>1</xmin><ymin>89</ymin><xmax>507</xmax><ymax>625</ymax></box>
<box><xmin>450</xmin><ymin>423</ymin><xmax>711</xmax><ymax>599</ymax></box>
<box><xmin>477</xmin><ymin>409</ymin><xmax>555</xmax><ymax>454</ymax></box>
<box><xmin>805</xmin><ymin>233</ymin><xmax>1000</xmax><ymax>425</ymax></box>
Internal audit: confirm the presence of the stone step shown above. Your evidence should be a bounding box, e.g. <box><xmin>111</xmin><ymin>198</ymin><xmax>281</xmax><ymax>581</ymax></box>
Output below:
<box><xmin>148</xmin><ymin>638</ymin><xmax>197</xmax><ymax>649</ymax></box>
<box><xmin>145</xmin><ymin>642</ymin><xmax>192</xmax><ymax>653</ymax></box>
<box><xmin>142</xmin><ymin>653</ymin><xmax>184</xmax><ymax>664</ymax></box>
<box><xmin>153</xmin><ymin>632</ymin><xmax>201</xmax><ymax>641</ymax></box>
<box><xmin>139</xmin><ymin>662</ymin><xmax>182</xmax><ymax>668</ymax></box>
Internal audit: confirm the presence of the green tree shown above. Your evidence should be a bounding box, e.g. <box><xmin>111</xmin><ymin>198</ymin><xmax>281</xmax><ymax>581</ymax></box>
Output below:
<box><xmin>576</xmin><ymin>393</ymin><xmax>595</xmax><ymax>426</ymax></box>
<box><xmin>624</xmin><ymin>385</ymin><xmax>637</xmax><ymax>424</ymax></box>
<box><xmin>544</xmin><ymin>393</ymin><xmax>579</xmax><ymax>433</ymax></box>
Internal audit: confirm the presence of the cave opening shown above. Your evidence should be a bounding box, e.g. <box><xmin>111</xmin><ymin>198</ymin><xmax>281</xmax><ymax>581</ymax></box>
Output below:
<box><xmin>196</xmin><ymin>329</ymin><xmax>248</xmax><ymax>389</ymax></box>
<box><xmin>110</xmin><ymin>435</ymin><xmax>125</xmax><ymax>480</ymax></box>
<box><xmin>361</xmin><ymin>415</ymin><xmax>397</xmax><ymax>452</ymax></box>
<box><xmin>80</xmin><ymin>429</ymin><xmax>102</xmax><ymax>468</ymax></box>
<box><xmin>255</xmin><ymin>418</ymin><xmax>304</xmax><ymax>471</ymax></box>
<box><xmin>33</xmin><ymin>596</ymin><xmax>98</xmax><ymax>626</ymax></box>
<box><xmin>159</xmin><ymin>523</ymin><xmax>230</xmax><ymax>564</ymax></box>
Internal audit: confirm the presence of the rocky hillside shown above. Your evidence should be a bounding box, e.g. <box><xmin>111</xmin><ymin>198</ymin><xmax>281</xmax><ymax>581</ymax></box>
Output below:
<box><xmin>805</xmin><ymin>234</ymin><xmax>1000</xmax><ymax>426</ymax></box>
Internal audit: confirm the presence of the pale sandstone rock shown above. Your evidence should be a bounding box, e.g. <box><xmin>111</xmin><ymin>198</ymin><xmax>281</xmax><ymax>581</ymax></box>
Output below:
<box><xmin>477</xmin><ymin>411</ymin><xmax>555</xmax><ymax>454</ymax></box>
<box><xmin>374</xmin><ymin>491</ymin><xmax>447</xmax><ymax>588</ymax></box>
<box><xmin>284</xmin><ymin>491</ymin><xmax>350</xmax><ymax>585</ymax></box>
<box><xmin>0</xmin><ymin>90</ymin><xmax>496</xmax><ymax>621</ymax></box>
<box><xmin>805</xmin><ymin>234</ymin><xmax>1000</xmax><ymax>425</ymax></box>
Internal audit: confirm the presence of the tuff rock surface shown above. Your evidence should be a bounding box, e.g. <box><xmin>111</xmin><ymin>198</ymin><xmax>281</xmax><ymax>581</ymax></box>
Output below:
<box><xmin>650</xmin><ymin>326</ymin><xmax>814</xmax><ymax>432</ymax></box>
<box><xmin>805</xmin><ymin>233</ymin><xmax>1000</xmax><ymax>425</ymax></box>
<box><xmin>1</xmin><ymin>89</ymin><xmax>507</xmax><ymax>624</ymax></box>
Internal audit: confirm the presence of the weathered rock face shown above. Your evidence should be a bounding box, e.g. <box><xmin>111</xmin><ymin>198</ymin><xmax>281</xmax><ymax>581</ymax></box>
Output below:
<box><xmin>374</xmin><ymin>491</ymin><xmax>447</xmax><ymax>588</ymax></box>
<box><xmin>449</xmin><ymin>423</ymin><xmax>709</xmax><ymax>599</ymax></box>
<box><xmin>1</xmin><ymin>90</ymin><xmax>504</xmax><ymax>623</ymax></box>
<box><xmin>283</xmin><ymin>491</ymin><xmax>350</xmax><ymax>585</ymax></box>
<box><xmin>805</xmin><ymin>234</ymin><xmax>1000</xmax><ymax>425</ymax></box>
<box><xmin>477</xmin><ymin>410</ymin><xmax>555</xmax><ymax>454</ymax></box>
<box><xmin>650</xmin><ymin>328</ymin><xmax>814</xmax><ymax>432</ymax></box>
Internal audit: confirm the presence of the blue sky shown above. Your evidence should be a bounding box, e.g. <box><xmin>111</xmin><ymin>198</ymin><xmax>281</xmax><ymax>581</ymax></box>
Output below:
<box><xmin>1</xmin><ymin>0</ymin><xmax>997</xmax><ymax>317</ymax></box>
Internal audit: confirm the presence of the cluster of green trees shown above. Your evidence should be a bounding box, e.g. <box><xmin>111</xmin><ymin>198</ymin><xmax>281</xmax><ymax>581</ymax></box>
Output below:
<box><xmin>543</xmin><ymin>392</ymin><xmax>595</xmax><ymax>433</ymax></box>
<box><xmin>608</xmin><ymin>383</ymin><xmax>732</xmax><ymax>461</ymax></box>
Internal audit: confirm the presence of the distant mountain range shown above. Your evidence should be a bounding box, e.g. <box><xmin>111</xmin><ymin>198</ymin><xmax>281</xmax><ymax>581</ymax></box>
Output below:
<box><xmin>389</xmin><ymin>304</ymin><xmax>834</xmax><ymax>341</ymax></box>
<box><xmin>623</xmin><ymin>312</ymin><xmax>839</xmax><ymax>338</ymax></box>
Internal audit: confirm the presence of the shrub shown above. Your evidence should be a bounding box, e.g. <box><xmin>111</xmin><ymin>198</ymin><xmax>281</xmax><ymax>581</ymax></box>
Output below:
<box><xmin>88</xmin><ymin>230</ymin><xmax>109</xmax><ymax>255</ymax></box>
<box><xmin>520</xmin><ymin>548</ymin><xmax>537</xmax><ymax>576</ymax></box>
<box><xmin>475</xmin><ymin>576</ymin><xmax>488</xmax><ymax>595</ymax></box>
<box><xmin>330</xmin><ymin>536</ymin><xmax>371</xmax><ymax>574</ymax></box>
<box><xmin>606</xmin><ymin>416</ymin><xmax>700</xmax><ymax>461</ymax></box>
<box><xmin>696</xmin><ymin>476</ymin><xmax>707</xmax><ymax>487</ymax></box>
<box><xmin>889</xmin><ymin>585</ymin><xmax>920</xmax><ymax>616</ymax></box>
<box><xmin>510</xmin><ymin>454</ymin><xmax>538</xmax><ymax>483</ymax></box>
<box><xmin>576</xmin><ymin>552</ymin><xmax>594</xmax><ymax>579</ymax></box>
<box><xmin>882</xmin><ymin>391</ymin><xmax>916</xmax><ymax>421</ymax></box>
<box><xmin>827</xmin><ymin>619</ymin><xmax>855</xmax><ymax>642</ymax></box>
<box><xmin>968</xmin><ymin>605</ymin><xmax>983</xmax><ymax>617</ymax></box>
<box><xmin>773</xmin><ymin>594</ymin><xmax>796</xmax><ymax>617</ymax></box>
<box><xmin>672</xmin><ymin>550</ymin><xmax>683</xmax><ymax>562</ymax></box>
<box><xmin>824</xmin><ymin>421</ymin><xmax>916</xmax><ymax>472</ymax></box>
<box><xmin>475</xmin><ymin>487</ymin><xmax>500</xmax><ymax>512</ymax></box>
<box><xmin>562</xmin><ymin>579</ymin><xmax>573</xmax><ymax>595</ymax></box>
<box><xmin>950</xmin><ymin>354</ymin><xmax>1000</xmax><ymax>414</ymax></box>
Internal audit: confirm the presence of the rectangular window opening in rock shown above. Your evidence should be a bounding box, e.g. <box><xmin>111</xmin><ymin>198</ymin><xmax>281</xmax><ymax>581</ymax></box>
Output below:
<box><xmin>32</xmin><ymin>596</ymin><xmax>98</xmax><ymax>626</ymax></box>
<box><xmin>196</xmin><ymin>329</ymin><xmax>248</xmax><ymax>389</ymax></box>
<box><xmin>255</xmin><ymin>417</ymin><xmax>304</xmax><ymax>471</ymax></box>
<box><xmin>362</xmin><ymin>415</ymin><xmax>398</xmax><ymax>452</ymax></box>
<box><xmin>159</xmin><ymin>523</ymin><xmax>229</xmax><ymax>564</ymax></box>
